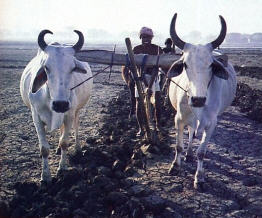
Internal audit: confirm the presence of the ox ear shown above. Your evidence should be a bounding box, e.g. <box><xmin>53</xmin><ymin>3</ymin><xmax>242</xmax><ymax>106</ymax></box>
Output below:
<box><xmin>167</xmin><ymin>59</ymin><xmax>184</xmax><ymax>78</ymax></box>
<box><xmin>32</xmin><ymin>67</ymin><xmax>47</xmax><ymax>93</ymax></box>
<box><xmin>73</xmin><ymin>59</ymin><xmax>87</xmax><ymax>74</ymax></box>
<box><xmin>211</xmin><ymin>59</ymin><xmax>229</xmax><ymax>80</ymax></box>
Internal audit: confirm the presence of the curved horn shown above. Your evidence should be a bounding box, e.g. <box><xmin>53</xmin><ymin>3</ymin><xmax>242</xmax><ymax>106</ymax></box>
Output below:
<box><xmin>210</xmin><ymin>15</ymin><xmax>227</xmax><ymax>49</ymax></box>
<box><xmin>38</xmin><ymin>30</ymin><xmax>53</xmax><ymax>51</ymax></box>
<box><xmin>170</xmin><ymin>13</ymin><xmax>186</xmax><ymax>50</ymax></box>
<box><xmin>72</xmin><ymin>30</ymin><xmax>84</xmax><ymax>52</ymax></box>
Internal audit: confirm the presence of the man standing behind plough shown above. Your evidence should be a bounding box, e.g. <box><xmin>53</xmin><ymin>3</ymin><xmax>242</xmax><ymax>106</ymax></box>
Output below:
<box><xmin>123</xmin><ymin>27</ymin><xmax>164</xmax><ymax>137</ymax></box>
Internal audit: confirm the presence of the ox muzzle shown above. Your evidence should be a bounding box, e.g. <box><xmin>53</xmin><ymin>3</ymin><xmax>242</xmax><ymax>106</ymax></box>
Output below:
<box><xmin>190</xmin><ymin>96</ymin><xmax>206</xmax><ymax>107</ymax></box>
<box><xmin>52</xmin><ymin>101</ymin><xmax>69</xmax><ymax>113</ymax></box>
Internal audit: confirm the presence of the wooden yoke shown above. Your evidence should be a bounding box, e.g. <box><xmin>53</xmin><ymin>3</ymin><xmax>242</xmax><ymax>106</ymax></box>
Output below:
<box><xmin>125</xmin><ymin>38</ymin><xmax>151</xmax><ymax>140</ymax></box>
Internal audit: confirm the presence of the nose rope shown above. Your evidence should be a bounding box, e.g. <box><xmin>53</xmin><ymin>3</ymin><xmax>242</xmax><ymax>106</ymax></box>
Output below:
<box><xmin>169</xmin><ymin>78</ymin><xmax>188</xmax><ymax>93</ymax></box>
<box><xmin>169</xmin><ymin>71</ymin><xmax>214</xmax><ymax>94</ymax></box>
<box><xmin>168</xmin><ymin>77</ymin><xmax>199</xmax><ymax>121</ymax></box>
<box><xmin>70</xmin><ymin>65</ymin><xmax>111</xmax><ymax>91</ymax></box>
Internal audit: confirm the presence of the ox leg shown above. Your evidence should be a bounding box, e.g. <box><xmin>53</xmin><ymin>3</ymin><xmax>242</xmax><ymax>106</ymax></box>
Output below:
<box><xmin>194</xmin><ymin>119</ymin><xmax>217</xmax><ymax>189</ymax></box>
<box><xmin>74</xmin><ymin>110</ymin><xmax>81</xmax><ymax>153</ymax></box>
<box><xmin>169</xmin><ymin>116</ymin><xmax>184</xmax><ymax>175</ymax></box>
<box><xmin>185</xmin><ymin>126</ymin><xmax>194</xmax><ymax>162</ymax></box>
<box><xmin>57</xmin><ymin>115</ymin><xmax>73</xmax><ymax>173</ymax></box>
<box><xmin>32</xmin><ymin>111</ymin><xmax>51</xmax><ymax>182</ymax></box>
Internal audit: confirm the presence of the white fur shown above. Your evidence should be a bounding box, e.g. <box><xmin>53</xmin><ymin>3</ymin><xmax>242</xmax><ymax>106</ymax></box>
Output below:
<box><xmin>20</xmin><ymin>44</ymin><xmax>93</xmax><ymax>182</ymax></box>
<box><xmin>169</xmin><ymin>43</ymin><xmax>237</xmax><ymax>188</ymax></box>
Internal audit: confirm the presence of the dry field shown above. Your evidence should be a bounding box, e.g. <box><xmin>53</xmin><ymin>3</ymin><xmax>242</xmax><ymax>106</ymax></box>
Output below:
<box><xmin>0</xmin><ymin>43</ymin><xmax>262</xmax><ymax>217</ymax></box>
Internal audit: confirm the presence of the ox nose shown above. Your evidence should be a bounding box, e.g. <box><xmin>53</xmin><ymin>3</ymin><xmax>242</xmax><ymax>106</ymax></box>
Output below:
<box><xmin>52</xmin><ymin>101</ymin><xmax>69</xmax><ymax>113</ymax></box>
<box><xmin>191</xmin><ymin>97</ymin><xmax>206</xmax><ymax>107</ymax></box>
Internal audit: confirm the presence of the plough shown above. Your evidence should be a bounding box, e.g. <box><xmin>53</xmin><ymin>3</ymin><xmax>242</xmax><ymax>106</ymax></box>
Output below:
<box><xmin>75</xmin><ymin>38</ymin><xmax>181</xmax><ymax>143</ymax></box>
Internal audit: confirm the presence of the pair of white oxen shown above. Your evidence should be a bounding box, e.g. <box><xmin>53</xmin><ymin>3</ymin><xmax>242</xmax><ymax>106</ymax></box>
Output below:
<box><xmin>20</xmin><ymin>13</ymin><xmax>237</xmax><ymax>189</ymax></box>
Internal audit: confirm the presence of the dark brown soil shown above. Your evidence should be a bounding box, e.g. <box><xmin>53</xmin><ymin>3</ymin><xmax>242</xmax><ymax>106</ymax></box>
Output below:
<box><xmin>0</xmin><ymin>45</ymin><xmax>262</xmax><ymax>217</ymax></box>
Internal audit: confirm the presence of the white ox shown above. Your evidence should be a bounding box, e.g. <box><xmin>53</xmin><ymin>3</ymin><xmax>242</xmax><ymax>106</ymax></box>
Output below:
<box><xmin>167</xmin><ymin>14</ymin><xmax>237</xmax><ymax>189</ymax></box>
<box><xmin>20</xmin><ymin>30</ymin><xmax>93</xmax><ymax>182</ymax></box>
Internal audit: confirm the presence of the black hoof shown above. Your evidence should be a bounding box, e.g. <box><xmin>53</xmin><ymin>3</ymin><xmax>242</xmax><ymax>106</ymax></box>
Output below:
<box><xmin>56</xmin><ymin>168</ymin><xmax>68</xmax><ymax>177</ymax></box>
<box><xmin>168</xmin><ymin>165</ymin><xmax>180</xmax><ymax>176</ymax></box>
<box><xmin>74</xmin><ymin>149</ymin><xmax>83</xmax><ymax>157</ymax></box>
<box><xmin>194</xmin><ymin>181</ymin><xmax>206</xmax><ymax>191</ymax></box>
<box><xmin>56</xmin><ymin>147</ymin><xmax>61</xmax><ymax>155</ymax></box>
<box><xmin>184</xmin><ymin>154</ymin><xmax>193</xmax><ymax>162</ymax></box>
<box><xmin>128</xmin><ymin>110</ymin><xmax>135</xmax><ymax>119</ymax></box>
<box><xmin>40</xmin><ymin>179</ymin><xmax>52</xmax><ymax>187</ymax></box>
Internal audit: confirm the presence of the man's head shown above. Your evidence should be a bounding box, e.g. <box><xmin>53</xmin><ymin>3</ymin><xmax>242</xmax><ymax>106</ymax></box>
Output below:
<box><xmin>139</xmin><ymin>27</ymin><xmax>154</xmax><ymax>44</ymax></box>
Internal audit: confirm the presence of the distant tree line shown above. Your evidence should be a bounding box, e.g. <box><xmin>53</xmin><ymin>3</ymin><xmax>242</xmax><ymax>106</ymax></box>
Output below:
<box><xmin>225</xmin><ymin>32</ymin><xmax>262</xmax><ymax>45</ymax></box>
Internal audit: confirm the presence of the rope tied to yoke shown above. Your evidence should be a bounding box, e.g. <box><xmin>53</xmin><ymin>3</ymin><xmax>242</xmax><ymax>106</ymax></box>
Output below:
<box><xmin>70</xmin><ymin>65</ymin><xmax>111</xmax><ymax>91</ymax></box>
<box><xmin>168</xmin><ymin>70</ymin><xmax>214</xmax><ymax>94</ymax></box>
<box><xmin>71</xmin><ymin>45</ymin><xmax>117</xmax><ymax>91</ymax></box>
<box><xmin>169</xmin><ymin>78</ymin><xmax>188</xmax><ymax>93</ymax></box>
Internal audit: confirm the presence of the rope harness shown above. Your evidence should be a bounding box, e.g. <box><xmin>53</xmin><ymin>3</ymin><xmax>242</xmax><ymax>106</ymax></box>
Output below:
<box><xmin>165</xmin><ymin>68</ymin><xmax>214</xmax><ymax>94</ymax></box>
<box><xmin>166</xmin><ymin>68</ymin><xmax>215</xmax><ymax>121</ymax></box>
<box><xmin>71</xmin><ymin>49</ymin><xmax>215</xmax><ymax>95</ymax></box>
<box><xmin>70</xmin><ymin>65</ymin><xmax>111</xmax><ymax>91</ymax></box>
<box><xmin>169</xmin><ymin>78</ymin><xmax>188</xmax><ymax>93</ymax></box>
<box><xmin>71</xmin><ymin>47</ymin><xmax>117</xmax><ymax>91</ymax></box>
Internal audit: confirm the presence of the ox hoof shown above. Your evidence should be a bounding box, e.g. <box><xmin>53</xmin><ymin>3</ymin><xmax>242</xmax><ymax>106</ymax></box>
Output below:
<box><xmin>128</xmin><ymin>111</ymin><xmax>135</xmax><ymax>119</ymax></box>
<box><xmin>57</xmin><ymin>162</ymin><xmax>68</xmax><ymax>175</ymax></box>
<box><xmin>40</xmin><ymin>179</ymin><xmax>52</xmax><ymax>186</ymax></box>
<box><xmin>194</xmin><ymin>180</ymin><xmax>205</xmax><ymax>191</ymax></box>
<box><xmin>184</xmin><ymin>154</ymin><xmax>193</xmax><ymax>162</ymax></box>
<box><xmin>56</xmin><ymin>167</ymin><xmax>68</xmax><ymax>176</ymax></box>
<box><xmin>168</xmin><ymin>163</ymin><xmax>180</xmax><ymax>176</ymax></box>
<box><xmin>74</xmin><ymin>147</ymin><xmax>82</xmax><ymax>155</ymax></box>
<box><xmin>56</xmin><ymin>147</ymin><xmax>61</xmax><ymax>155</ymax></box>
<box><xmin>41</xmin><ymin>174</ymin><xmax>52</xmax><ymax>184</ymax></box>
<box><xmin>194</xmin><ymin>172</ymin><xmax>205</xmax><ymax>190</ymax></box>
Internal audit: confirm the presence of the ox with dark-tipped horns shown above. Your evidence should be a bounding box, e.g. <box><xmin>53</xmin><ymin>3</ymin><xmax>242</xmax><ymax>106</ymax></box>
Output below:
<box><xmin>167</xmin><ymin>13</ymin><xmax>237</xmax><ymax>189</ymax></box>
<box><xmin>20</xmin><ymin>30</ymin><xmax>93</xmax><ymax>182</ymax></box>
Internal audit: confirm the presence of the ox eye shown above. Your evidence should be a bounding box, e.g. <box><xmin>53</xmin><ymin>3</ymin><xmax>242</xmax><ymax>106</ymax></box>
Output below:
<box><xmin>72</xmin><ymin>67</ymin><xmax>86</xmax><ymax>74</ymax></box>
<box><xmin>184</xmin><ymin>62</ymin><xmax>188</xmax><ymax>69</ymax></box>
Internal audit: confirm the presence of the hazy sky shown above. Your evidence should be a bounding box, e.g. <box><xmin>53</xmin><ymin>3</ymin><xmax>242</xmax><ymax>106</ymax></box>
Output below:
<box><xmin>0</xmin><ymin>0</ymin><xmax>262</xmax><ymax>44</ymax></box>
